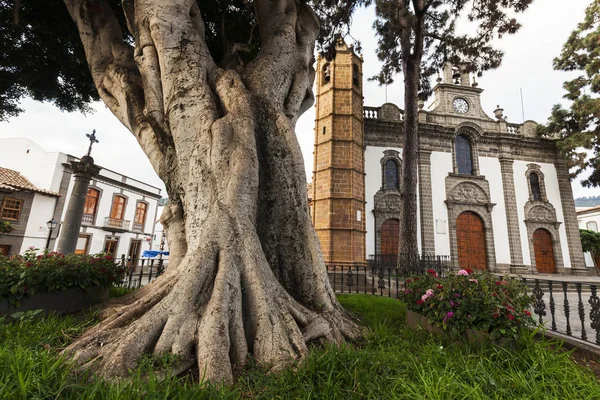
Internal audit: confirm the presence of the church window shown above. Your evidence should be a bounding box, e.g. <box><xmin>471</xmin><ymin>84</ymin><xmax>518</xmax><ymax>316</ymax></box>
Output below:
<box><xmin>384</xmin><ymin>159</ymin><xmax>399</xmax><ymax>190</ymax></box>
<box><xmin>323</xmin><ymin>63</ymin><xmax>331</xmax><ymax>84</ymax></box>
<box><xmin>525</xmin><ymin>164</ymin><xmax>547</xmax><ymax>202</ymax></box>
<box><xmin>530</xmin><ymin>173</ymin><xmax>542</xmax><ymax>201</ymax></box>
<box><xmin>587</xmin><ymin>221</ymin><xmax>598</xmax><ymax>232</ymax></box>
<box><xmin>353</xmin><ymin>64</ymin><xmax>360</xmax><ymax>87</ymax></box>
<box><xmin>455</xmin><ymin>134</ymin><xmax>473</xmax><ymax>175</ymax></box>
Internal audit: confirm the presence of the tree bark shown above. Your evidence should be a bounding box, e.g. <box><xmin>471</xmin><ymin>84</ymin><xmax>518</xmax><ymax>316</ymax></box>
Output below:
<box><xmin>61</xmin><ymin>0</ymin><xmax>361</xmax><ymax>383</ymax></box>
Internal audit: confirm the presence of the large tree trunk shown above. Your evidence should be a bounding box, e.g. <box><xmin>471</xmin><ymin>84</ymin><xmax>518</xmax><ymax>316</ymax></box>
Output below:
<box><xmin>61</xmin><ymin>0</ymin><xmax>361</xmax><ymax>383</ymax></box>
<box><xmin>398</xmin><ymin>57</ymin><xmax>421</xmax><ymax>266</ymax></box>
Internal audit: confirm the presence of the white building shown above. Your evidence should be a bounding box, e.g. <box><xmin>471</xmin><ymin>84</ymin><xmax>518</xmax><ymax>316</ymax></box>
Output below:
<box><xmin>577</xmin><ymin>206</ymin><xmax>600</xmax><ymax>270</ymax></box>
<box><xmin>0</xmin><ymin>138</ymin><xmax>162</xmax><ymax>260</ymax></box>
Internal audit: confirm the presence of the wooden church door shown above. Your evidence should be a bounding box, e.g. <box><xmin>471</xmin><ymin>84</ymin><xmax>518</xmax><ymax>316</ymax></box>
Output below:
<box><xmin>456</xmin><ymin>211</ymin><xmax>487</xmax><ymax>270</ymax></box>
<box><xmin>380</xmin><ymin>218</ymin><xmax>399</xmax><ymax>265</ymax></box>
<box><xmin>533</xmin><ymin>229</ymin><xmax>556</xmax><ymax>274</ymax></box>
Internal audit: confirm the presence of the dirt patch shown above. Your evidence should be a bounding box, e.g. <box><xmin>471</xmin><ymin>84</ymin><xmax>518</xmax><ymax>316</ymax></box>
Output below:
<box><xmin>569</xmin><ymin>348</ymin><xmax>600</xmax><ymax>379</ymax></box>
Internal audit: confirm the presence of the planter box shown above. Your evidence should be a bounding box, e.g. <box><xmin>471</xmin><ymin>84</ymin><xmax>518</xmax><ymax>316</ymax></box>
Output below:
<box><xmin>0</xmin><ymin>286</ymin><xmax>109</xmax><ymax>316</ymax></box>
<box><xmin>405</xmin><ymin>310</ymin><xmax>503</xmax><ymax>346</ymax></box>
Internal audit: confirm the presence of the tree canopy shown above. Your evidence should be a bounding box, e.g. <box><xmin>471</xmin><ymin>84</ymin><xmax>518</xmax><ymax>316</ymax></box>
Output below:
<box><xmin>0</xmin><ymin>0</ymin><xmax>364</xmax><ymax>120</ymax></box>
<box><xmin>539</xmin><ymin>0</ymin><xmax>600</xmax><ymax>187</ymax></box>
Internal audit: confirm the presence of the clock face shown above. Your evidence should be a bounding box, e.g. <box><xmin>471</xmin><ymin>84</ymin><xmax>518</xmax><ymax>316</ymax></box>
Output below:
<box><xmin>453</xmin><ymin>97</ymin><xmax>469</xmax><ymax>114</ymax></box>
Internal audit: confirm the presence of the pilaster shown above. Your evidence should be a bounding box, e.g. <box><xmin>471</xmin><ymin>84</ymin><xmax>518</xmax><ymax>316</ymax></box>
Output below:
<box><xmin>418</xmin><ymin>150</ymin><xmax>435</xmax><ymax>254</ymax></box>
<box><xmin>498</xmin><ymin>157</ymin><xmax>524</xmax><ymax>268</ymax></box>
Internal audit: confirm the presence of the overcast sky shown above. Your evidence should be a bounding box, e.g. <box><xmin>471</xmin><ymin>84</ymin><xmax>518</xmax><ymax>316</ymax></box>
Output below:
<box><xmin>0</xmin><ymin>0</ymin><xmax>597</xmax><ymax>198</ymax></box>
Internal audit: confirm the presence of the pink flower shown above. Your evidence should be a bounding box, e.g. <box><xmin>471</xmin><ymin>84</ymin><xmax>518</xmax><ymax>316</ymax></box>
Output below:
<box><xmin>444</xmin><ymin>311</ymin><xmax>454</xmax><ymax>323</ymax></box>
<box><xmin>420</xmin><ymin>289</ymin><xmax>435</xmax><ymax>302</ymax></box>
<box><xmin>457</xmin><ymin>269</ymin><xmax>469</xmax><ymax>276</ymax></box>
<box><xmin>469</xmin><ymin>278</ymin><xmax>478</xmax><ymax>284</ymax></box>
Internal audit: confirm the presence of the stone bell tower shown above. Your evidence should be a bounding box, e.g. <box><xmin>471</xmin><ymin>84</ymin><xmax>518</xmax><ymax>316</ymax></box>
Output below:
<box><xmin>312</xmin><ymin>41</ymin><xmax>366</xmax><ymax>266</ymax></box>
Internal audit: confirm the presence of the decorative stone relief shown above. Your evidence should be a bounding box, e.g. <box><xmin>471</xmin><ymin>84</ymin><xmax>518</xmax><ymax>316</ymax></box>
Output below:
<box><xmin>450</xmin><ymin>182</ymin><xmax>488</xmax><ymax>204</ymax></box>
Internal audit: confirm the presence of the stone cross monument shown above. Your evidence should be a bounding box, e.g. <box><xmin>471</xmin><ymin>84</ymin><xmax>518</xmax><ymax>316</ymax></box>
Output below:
<box><xmin>56</xmin><ymin>130</ymin><xmax>102</xmax><ymax>254</ymax></box>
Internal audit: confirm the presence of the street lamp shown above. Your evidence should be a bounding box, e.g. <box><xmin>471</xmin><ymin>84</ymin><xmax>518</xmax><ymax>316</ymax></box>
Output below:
<box><xmin>46</xmin><ymin>219</ymin><xmax>59</xmax><ymax>251</ymax></box>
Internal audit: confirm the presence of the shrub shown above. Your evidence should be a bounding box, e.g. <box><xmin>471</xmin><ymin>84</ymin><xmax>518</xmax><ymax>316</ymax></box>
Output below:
<box><xmin>400</xmin><ymin>268</ymin><xmax>535</xmax><ymax>340</ymax></box>
<box><xmin>0</xmin><ymin>248</ymin><xmax>125</xmax><ymax>305</ymax></box>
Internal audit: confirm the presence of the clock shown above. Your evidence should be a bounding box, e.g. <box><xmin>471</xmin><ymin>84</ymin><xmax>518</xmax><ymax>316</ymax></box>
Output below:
<box><xmin>452</xmin><ymin>97</ymin><xmax>469</xmax><ymax>114</ymax></box>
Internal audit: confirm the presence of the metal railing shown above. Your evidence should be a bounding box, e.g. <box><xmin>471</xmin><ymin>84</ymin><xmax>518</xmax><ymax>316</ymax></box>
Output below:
<box><xmin>525</xmin><ymin>277</ymin><xmax>600</xmax><ymax>346</ymax></box>
<box><xmin>104</xmin><ymin>217</ymin><xmax>131</xmax><ymax>231</ymax></box>
<box><xmin>132</xmin><ymin>222</ymin><xmax>144</xmax><ymax>232</ymax></box>
<box><xmin>118</xmin><ymin>255</ymin><xmax>168</xmax><ymax>289</ymax></box>
<box><xmin>81</xmin><ymin>213</ymin><xmax>94</xmax><ymax>225</ymax></box>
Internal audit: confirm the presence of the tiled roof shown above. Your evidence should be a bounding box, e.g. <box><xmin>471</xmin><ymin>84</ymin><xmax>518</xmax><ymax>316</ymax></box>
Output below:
<box><xmin>0</xmin><ymin>167</ymin><xmax>60</xmax><ymax>197</ymax></box>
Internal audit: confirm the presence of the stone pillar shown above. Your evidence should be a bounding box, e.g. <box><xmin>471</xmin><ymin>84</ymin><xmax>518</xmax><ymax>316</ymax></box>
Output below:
<box><xmin>418</xmin><ymin>150</ymin><xmax>435</xmax><ymax>255</ymax></box>
<box><xmin>57</xmin><ymin>156</ymin><xmax>101</xmax><ymax>254</ymax></box>
<box><xmin>554</xmin><ymin>160</ymin><xmax>587</xmax><ymax>274</ymax></box>
<box><xmin>499</xmin><ymin>158</ymin><xmax>524</xmax><ymax>269</ymax></box>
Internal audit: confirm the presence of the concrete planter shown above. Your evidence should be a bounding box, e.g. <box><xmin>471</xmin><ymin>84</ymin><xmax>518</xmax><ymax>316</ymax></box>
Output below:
<box><xmin>405</xmin><ymin>310</ymin><xmax>507</xmax><ymax>347</ymax></box>
<box><xmin>0</xmin><ymin>286</ymin><xmax>109</xmax><ymax>316</ymax></box>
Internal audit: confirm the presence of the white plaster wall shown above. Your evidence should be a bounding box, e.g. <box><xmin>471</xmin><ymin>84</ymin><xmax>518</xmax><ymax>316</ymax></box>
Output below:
<box><xmin>540</xmin><ymin>163</ymin><xmax>571</xmax><ymax>268</ymax></box>
<box><xmin>577</xmin><ymin>209</ymin><xmax>600</xmax><ymax>267</ymax></box>
<box><xmin>19</xmin><ymin>194</ymin><xmax>58</xmax><ymax>253</ymax></box>
<box><xmin>513</xmin><ymin>161</ymin><xmax>571</xmax><ymax>268</ymax></box>
<box><xmin>513</xmin><ymin>161</ymin><xmax>531</xmax><ymax>265</ymax></box>
<box><xmin>364</xmin><ymin>146</ymin><xmax>408</xmax><ymax>257</ymax></box>
<box><xmin>479</xmin><ymin>157</ymin><xmax>511</xmax><ymax>265</ymax></box>
<box><xmin>0</xmin><ymin>138</ymin><xmax>64</xmax><ymax>191</ymax></box>
<box><xmin>430</xmin><ymin>151</ymin><xmax>452</xmax><ymax>255</ymax></box>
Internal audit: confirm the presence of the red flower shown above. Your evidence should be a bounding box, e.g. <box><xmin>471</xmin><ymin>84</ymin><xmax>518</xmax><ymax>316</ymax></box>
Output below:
<box><xmin>491</xmin><ymin>292</ymin><xmax>497</xmax><ymax>297</ymax></box>
<box><xmin>524</xmin><ymin>310</ymin><xmax>532</xmax><ymax>317</ymax></box>
<box><xmin>493</xmin><ymin>313</ymin><xmax>499</xmax><ymax>319</ymax></box>
<box><xmin>406</xmin><ymin>279</ymin><xmax>412</xmax><ymax>284</ymax></box>
<box><xmin>465</xmin><ymin>268</ymin><xmax>474</xmax><ymax>274</ymax></box>
<box><xmin>495</xmin><ymin>281</ymin><xmax>502</xmax><ymax>285</ymax></box>
<box><xmin>427</xmin><ymin>269</ymin><xmax>437</xmax><ymax>277</ymax></box>
<box><xmin>507</xmin><ymin>314</ymin><xmax>515</xmax><ymax>321</ymax></box>
<box><xmin>416</xmin><ymin>299</ymin><xmax>424</xmax><ymax>305</ymax></box>
<box><xmin>437</xmin><ymin>284</ymin><xmax>443</xmax><ymax>290</ymax></box>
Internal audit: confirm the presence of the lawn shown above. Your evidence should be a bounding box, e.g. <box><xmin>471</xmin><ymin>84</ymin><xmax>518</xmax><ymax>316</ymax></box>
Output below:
<box><xmin>0</xmin><ymin>294</ymin><xmax>599</xmax><ymax>399</ymax></box>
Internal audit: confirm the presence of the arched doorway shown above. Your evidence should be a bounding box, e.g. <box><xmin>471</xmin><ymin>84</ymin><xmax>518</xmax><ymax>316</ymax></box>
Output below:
<box><xmin>380</xmin><ymin>218</ymin><xmax>399</xmax><ymax>265</ymax></box>
<box><xmin>456</xmin><ymin>211</ymin><xmax>487</xmax><ymax>270</ymax></box>
<box><xmin>533</xmin><ymin>228</ymin><xmax>556</xmax><ymax>274</ymax></box>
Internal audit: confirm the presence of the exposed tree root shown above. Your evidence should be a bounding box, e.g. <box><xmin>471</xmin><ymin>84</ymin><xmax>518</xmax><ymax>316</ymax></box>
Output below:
<box><xmin>63</xmin><ymin>221</ymin><xmax>361</xmax><ymax>384</ymax></box>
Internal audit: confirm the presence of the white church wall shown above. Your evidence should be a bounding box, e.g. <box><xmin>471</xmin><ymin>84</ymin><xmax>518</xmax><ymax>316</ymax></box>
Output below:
<box><xmin>364</xmin><ymin>146</ymin><xmax>406</xmax><ymax>256</ymax></box>
<box><xmin>513</xmin><ymin>161</ymin><xmax>531</xmax><ymax>265</ymax></box>
<box><xmin>430</xmin><ymin>151</ymin><xmax>452</xmax><ymax>255</ymax></box>
<box><xmin>540</xmin><ymin>163</ymin><xmax>571</xmax><ymax>268</ymax></box>
<box><xmin>478</xmin><ymin>157</ymin><xmax>511</xmax><ymax>265</ymax></box>
<box><xmin>513</xmin><ymin>161</ymin><xmax>571</xmax><ymax>268</ymax></box>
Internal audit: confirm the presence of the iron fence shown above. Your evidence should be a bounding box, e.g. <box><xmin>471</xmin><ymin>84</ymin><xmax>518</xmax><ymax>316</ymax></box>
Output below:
<box><xmin>111</xmin><ymin>256</ymin><xmax>600</xmax><ymax>348</ymax></box>
<box><xmin>525</xmin><ymin>277</ymin><xmax>600</xmax><ymax>346</ymax></box>
<box><xmin>118</xmin><ymin>256</ymin><xmax>168</xmax><ymax>289</ymax></box>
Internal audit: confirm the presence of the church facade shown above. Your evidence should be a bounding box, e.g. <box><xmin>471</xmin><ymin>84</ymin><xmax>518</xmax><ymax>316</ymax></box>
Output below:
<box><xmin>311</xmin><ymin>42</ymin><xmax>592</xmax><ymax>275</ymax></box>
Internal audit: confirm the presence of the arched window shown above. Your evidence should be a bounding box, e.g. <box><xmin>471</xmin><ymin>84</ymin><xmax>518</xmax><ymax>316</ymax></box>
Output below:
<box><xmin>455</xmin><ymin>134</ymin><xmax>473</xmax><ymax>175</ymax></box>
<box><xmin>587</xmin><ymin>221</ymin><xmax>598</xmax><ymax>232</ymax></box>
<box><xmin>323</xmin><ymin>63</ymin><xmax>331</xmax><ymax>84</ymax></box>
<box><xmin>83</xmin><ymin>188</ymin><xmax>100</xmax><ymax>224</ymax></box>
<box><xmin>530</xmin><ymin>173</ymin><xmax>542</xmax><ymax>201</ymax></box>
<box><xmin>384</xmin><ymin>159</ymin><xmax>399</xmax><ymax>190</ymax></box>
<box><xmin>353</xmin><ymin>64</ymin><xmax>360</xmax><ymax>87</ymax></box>
<box><xmin>110</xmin><ymin>195</ymin><xmax>126</xmax><ymax>220</ymax></box>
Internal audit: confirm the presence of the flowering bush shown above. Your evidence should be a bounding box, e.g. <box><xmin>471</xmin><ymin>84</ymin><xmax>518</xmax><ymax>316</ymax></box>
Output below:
<box><xmin>0</xmin><ymin>248</ymin><xmax>125</xmax><ymax>305</ymax></box>
<box><xmin>400</xmin><ymin>268</ymin><xmax>535</xmax><ymax>340</ymax></box>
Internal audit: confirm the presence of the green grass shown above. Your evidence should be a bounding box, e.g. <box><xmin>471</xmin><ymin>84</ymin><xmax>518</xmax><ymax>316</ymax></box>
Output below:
<box><xmin>0</xmin><ymin>295</ymin><xmax>599</xmax><ymax>399</ymax></box>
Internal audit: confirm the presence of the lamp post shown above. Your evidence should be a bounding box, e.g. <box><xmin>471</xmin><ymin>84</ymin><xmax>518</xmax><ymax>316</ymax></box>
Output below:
<box><xmin>46</xmin><ymin>219</ymin><xmax>58</xmax><ymax>251</ymax></box>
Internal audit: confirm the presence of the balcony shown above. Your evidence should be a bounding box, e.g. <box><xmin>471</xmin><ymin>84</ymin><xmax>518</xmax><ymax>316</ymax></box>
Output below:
<box><xmin>104</xmin><ymin>217</ymin><xmax>130</xmax><ymax>232</ymax></box>
<box><xmin>81</xmin><ymin>213</ymin><xmax>94</xmax><ymax>226</ymax></box>
<box><xmin>132</xmin><ymin>222</ymin><xmax>144</xmax><ymax>233</ymax></box>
